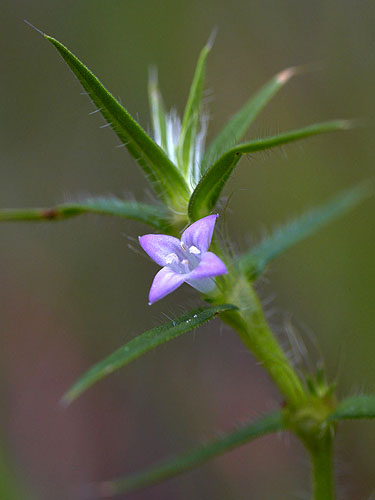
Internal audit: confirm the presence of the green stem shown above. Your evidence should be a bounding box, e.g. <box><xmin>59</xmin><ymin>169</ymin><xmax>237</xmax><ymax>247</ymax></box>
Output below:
<box><xmin>213</xmin><ymin>244</ymin><xmax>336</xmax><ymax>498</ymax></box>
<box><xmin>221</xmin><ymin>274</ymin><xmax>307</xmax><ymax>408</ymax></box>
<box><xmin>308</xmin><ymin>434</ymin><xmax>335</xmax><ymax>500</ymax></box>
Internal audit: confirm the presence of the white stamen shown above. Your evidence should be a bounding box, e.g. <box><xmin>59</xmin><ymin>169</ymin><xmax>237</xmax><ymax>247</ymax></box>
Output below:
<box><xmin>165</xmin><ymin>253</ymin><xmax>179</xmax><ymax>265</ymax></box>
<box><xmin>189</xmin><ymin>245</ymin><xmax>201</xmax><ymax>255</ymax></box>
<box><xmin>180</xmin><ymin>241</ymin><xmax>187</xmax><ymax>251</ymax></box>
<box><xmin>181</xmin><ymin>259</ymin><xmax>189</xmax><ymax>266</ymax></box>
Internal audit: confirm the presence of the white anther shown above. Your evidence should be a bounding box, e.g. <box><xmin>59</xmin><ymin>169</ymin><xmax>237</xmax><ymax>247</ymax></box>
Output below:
<box><xmin>181</xmin><ymin>259</ymin><xmax>189</xmax><ymax>266</ymax></box>
<box><xmin>189</xmin><ymin>245</ymin><xmax>201</xmax><ymax>255</ymax></box>
<box><xmin>165</xmin><ymin>253</ymin><xmax>179</xmax><ymax>265</ymax></box>
<box><xmin>180</xmin><ymin>241</ymin><xmax>187</xmax><ymax>251</ymax></box>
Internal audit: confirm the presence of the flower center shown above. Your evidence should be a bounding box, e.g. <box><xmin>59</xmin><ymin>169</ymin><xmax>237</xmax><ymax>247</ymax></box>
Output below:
<box><xmin>165</xmin><ymin>242</ymin><xmax>201</xmax><ymax>274</ymax></box>
<box><xmin>165</xmin><ymin>253</ymin><xmax>179</xmax><ymax>265</ymax></box>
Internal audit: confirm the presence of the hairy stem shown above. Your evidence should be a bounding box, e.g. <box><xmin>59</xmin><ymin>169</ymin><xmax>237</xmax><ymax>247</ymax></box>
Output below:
<box><xmin>215</xmin><ymin>248</ymin><xmax>336</xmax><ymax>499</ymax></box>
<box><xmin>221</xmin><ymin>274</ymin><xmax>307</xmax><ymax>408</ymax></box>
<box><xmin>308</xmin><ymin>434</ymin><xmax>335</xmax><ymax>500</ymax></box>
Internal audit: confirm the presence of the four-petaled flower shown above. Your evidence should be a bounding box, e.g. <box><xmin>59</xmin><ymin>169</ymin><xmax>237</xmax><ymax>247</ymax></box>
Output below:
<box><xmin>139</xmin><ymin>215</ymin><xmax>227</xmax><ymax>304</ymax></box>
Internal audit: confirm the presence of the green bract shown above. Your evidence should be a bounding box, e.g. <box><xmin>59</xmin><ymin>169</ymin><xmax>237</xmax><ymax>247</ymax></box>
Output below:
<box><xmin>0</xmin><ymin>26</ymin><xmax>353</xmax><ymax>229</ymax></box>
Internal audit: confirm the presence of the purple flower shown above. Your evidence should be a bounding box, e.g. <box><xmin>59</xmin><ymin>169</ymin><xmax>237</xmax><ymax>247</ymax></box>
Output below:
<box><xmin>139</xmin><ymin>214</ymin><xmax>227</xmax><ymax>304</ymax></box>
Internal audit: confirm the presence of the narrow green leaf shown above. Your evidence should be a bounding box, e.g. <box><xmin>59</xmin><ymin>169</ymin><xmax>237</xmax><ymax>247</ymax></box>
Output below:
<box><xmin>0</xmin><ymin>197</ymin><xmax>170</xmax><ymax>231</ymax></box>
<box><xmin>43</xmin><ymin>33</ymin><xmax>189</xmax><ymax>208</ymax></box>
<box><xmin>62</xmin><ymin>304</ymin><xmax>236</xmax><ymax>405</ymax></box>
<box><xmin>95</xmin><ymin>411</ymin><xmax>284</xmax><ymax>496</ymax></box>
<box><xmin>329</xmin><ymin>395</ymin><xmax>375</xmax><ymax>421</ymax></box>
<box><xmin>238</xmin><ymin>183</ymin><xmax>372</xmax><ymax>280</ymax></box>
<box><xmin>188</xmin><ymin>120</ymin><xmax>351</xmax><ymax>221</ymax></box>
<box><xmin>177</xmin><ymin>36</ymin><xmax>213</xmax><ymax>178</ymax></box>
<box><xmin>201</xmin><ymin>67</ymin><xmax>296</xmax><ymax>173</ymax></box>
<box><xmin>148</xmin><ymin>68</ymin><xmax>168</xmax><ymax>152</ymax></box>
<box><xmin>233</xmin><ymin>120</ymin><xmax>350</xmax><ymax>155</ymax></box>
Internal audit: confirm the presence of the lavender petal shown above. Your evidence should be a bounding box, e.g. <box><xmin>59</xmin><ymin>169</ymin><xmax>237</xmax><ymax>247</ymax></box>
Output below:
<box><xmin>181</xmin><ymin>214</ymin><xmax>218</xmax><ymax>253</ymax></box>
<box><xmin>186</xmin><ymin>251</ymin><xmax>227</xmax><ymax>280</ymax></box>
<box><xmin>139</xmin><ymin>234</ymin><xmax>183</xmax><ymax>266</ymax></box>
<box><xmin>185</xmin><ymin>276</ymin><xmax>216</xmax><ymax>294</ymax></box>
<box><xmin>148</xmin><ymin>267</ymin><xmax>186</xmax><ymax>304</ymax></box>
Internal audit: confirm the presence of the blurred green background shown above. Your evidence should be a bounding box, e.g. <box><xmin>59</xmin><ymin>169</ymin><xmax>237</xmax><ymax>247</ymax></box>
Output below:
<box><xmin>1</xmin><ymin>1</ymin><xmax>374</xmax><ymax>498</ymax></box>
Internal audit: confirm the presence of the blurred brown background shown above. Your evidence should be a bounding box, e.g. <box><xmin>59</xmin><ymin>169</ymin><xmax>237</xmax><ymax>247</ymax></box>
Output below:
<box><xmin>0</xmin><ymin>1</ymin><xmax>374</xmax><ymax>499</ymax></box>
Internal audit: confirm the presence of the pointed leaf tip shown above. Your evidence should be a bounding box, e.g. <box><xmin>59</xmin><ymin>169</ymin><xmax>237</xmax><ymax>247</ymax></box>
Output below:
<box><xmin>206</xmin><ymin>27</ymin><xmax>218</xmax><ymax>50</ymax></box>
<box><xmin>200</xmin><ymin>64</ymin><xmax>299</xmax><ymax>175</ymax></box>
<box><xmin>177</xmin><ymin>37</ymin><xmax>212</xmax><ymax>182</ymax></box>
<box><xmin>338</xmin><ymin>118</ymin><xmax>360</xmax><ymax>130</ymax></box>
<box><xmin>43</xmin><ymin>33</ymin><xmax>189</xmax><ymax>208</ymax></box>
<box><xmin>148</xmin><ymin>65</ymin><xmax>158</xmax><ymax>85</ymax></box>
<box><xmin>276</xmin><ymin>66</ymin><xmax>296</xmax><ymax>84</ymax></box>
<box><xmin>24</xmin><ymin>20</ymin><xmax>45</xmax><ymax>36</ymax></box>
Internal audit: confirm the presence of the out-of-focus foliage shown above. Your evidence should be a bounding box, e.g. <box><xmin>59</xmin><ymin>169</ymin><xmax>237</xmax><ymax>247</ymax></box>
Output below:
<box><xmin>98</xmin><ymin>411</ymin><xmax>284</xmax><ymax>495</ymax></box>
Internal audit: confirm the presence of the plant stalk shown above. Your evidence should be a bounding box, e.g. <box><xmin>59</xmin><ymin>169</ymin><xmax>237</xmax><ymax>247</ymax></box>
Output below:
<box><xmin>216</xmin><ymin>251</ymin><xmax>336</xmax><ymax>499</ymax></box>
<box><xmin>221</xmin><ymin>274</ymin><xmax>307</xmax><ymax>409</ymax></box>
<box><xmin>307</xmin><ymin>433</ymin><xmax>335</xmax><ymax>500</ymax></box>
